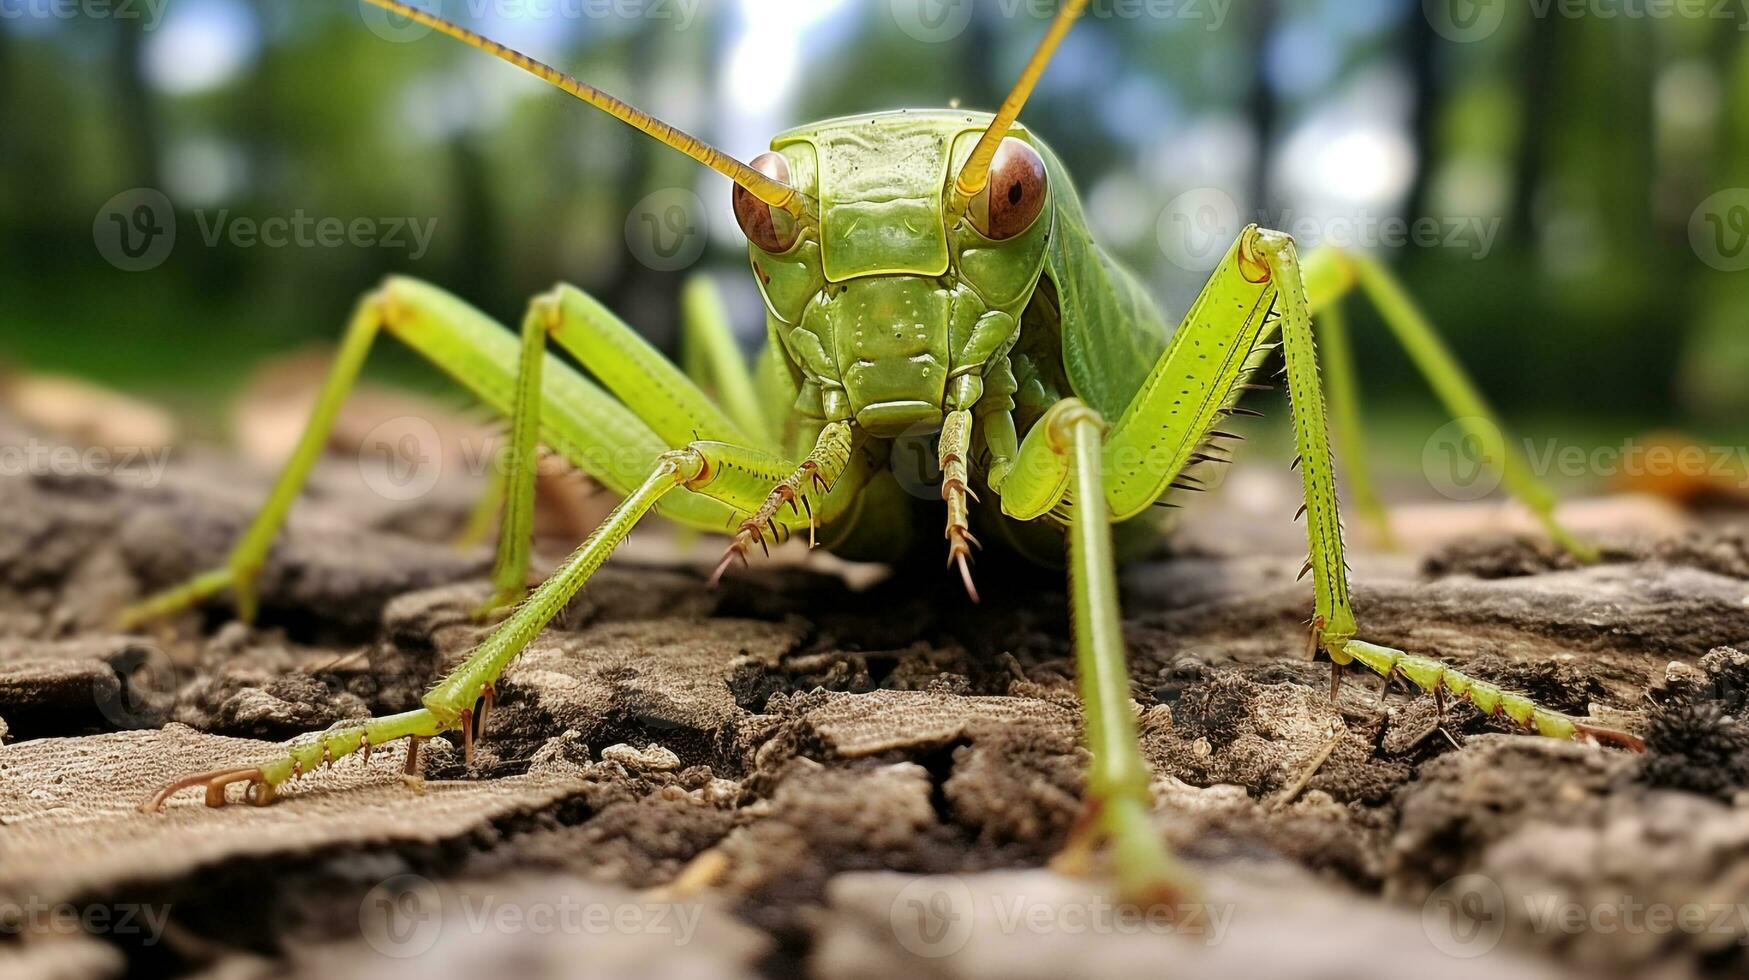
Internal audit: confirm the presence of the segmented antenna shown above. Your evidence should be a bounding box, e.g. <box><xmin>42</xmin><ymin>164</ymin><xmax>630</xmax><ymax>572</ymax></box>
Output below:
<box><xmin>359</xmin><ymin>0</ymin><xmax>810</xmax><ymax>219</ymax></box>
<box><xmin>947</xmin><ymin>0</ymin><xmax>1090</xmax><ymax>221</ymax></box>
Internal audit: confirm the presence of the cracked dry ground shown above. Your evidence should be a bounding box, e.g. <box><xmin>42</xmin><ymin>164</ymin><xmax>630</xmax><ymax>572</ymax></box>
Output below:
<box><xmin>4</xmin><ymin>425</ymin><xmax>1749</xmax><ymax>979</ymax></box>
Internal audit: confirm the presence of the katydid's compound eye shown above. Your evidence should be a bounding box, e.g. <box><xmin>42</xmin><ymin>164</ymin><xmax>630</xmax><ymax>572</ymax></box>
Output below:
<box><xmin>968</xmin><ymin>138</ymin><xmax>1047</xmax><ymax>240</ymax></box>
<box><xmin>733</xmin><ymin>152</ymin><xmax>799</xmax><ymax>253</ymax></box>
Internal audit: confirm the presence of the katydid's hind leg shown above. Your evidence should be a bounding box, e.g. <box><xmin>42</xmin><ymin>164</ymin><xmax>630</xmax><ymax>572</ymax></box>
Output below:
<box><xmin>119</xmin><ymin>295</ymin><xmax>388</xmax><ymax>629</ymax></box>
<box><xmin>1266</xmin><ymin>233</ymin><xmax>1642</xmax><ymax>750</ymax></box>
<box><xmin>1311</xmin><ymin>300</ymin><xmax>1397</xmax><ymax>549</ymax></box>
<box><xmin>475</xmin><ymin>297</ymin><xmax>554</xmax><ymax>618</ymax></box>
<box><xmin>680</xmin><ymin>276</ymin><xmax>774</xmax><ymax>447</ymax></box>
<box><xmin>1301</xmin><ymin>246</ymin><xmax>1595</xmax><ymax>562</ymax></box>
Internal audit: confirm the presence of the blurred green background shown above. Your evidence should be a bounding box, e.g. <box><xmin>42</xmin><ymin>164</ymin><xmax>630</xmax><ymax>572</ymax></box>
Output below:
<box><xmin>2</xmin><ymin>0</ymin><xmax>1747</xmax><ymax>455</ymax></box>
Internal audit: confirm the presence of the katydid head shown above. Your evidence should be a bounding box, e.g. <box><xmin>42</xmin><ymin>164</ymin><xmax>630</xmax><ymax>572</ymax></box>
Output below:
<box><xmin>358</xmin><ymin>0</ymin><xmax>1087</xmax><ymax>439</ymax></box>
<box><xmin>736</xmin><ymin>111</ymin><xmax>1054</xmax><ymax>437</ymax></box>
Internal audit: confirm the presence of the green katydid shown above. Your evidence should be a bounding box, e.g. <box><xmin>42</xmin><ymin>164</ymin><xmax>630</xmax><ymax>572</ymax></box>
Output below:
<box><xmin>129</xmin><ymin>0</ymin><xmax>1643</xmax><ymax>902</ymax></box>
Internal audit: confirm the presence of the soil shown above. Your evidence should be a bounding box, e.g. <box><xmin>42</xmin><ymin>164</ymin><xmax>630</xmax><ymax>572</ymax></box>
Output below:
<box><xmin>3</xmin><ymin>409</ymin><xmax>1749</xmax><ymax>979</ymax></box>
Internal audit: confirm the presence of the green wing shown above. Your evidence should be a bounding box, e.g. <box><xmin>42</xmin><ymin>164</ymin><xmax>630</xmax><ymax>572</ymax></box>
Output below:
<box><xmin>1035</xmin><ymin>142</ymin><xmax>1171</xmax><ymax>420</ymax></box>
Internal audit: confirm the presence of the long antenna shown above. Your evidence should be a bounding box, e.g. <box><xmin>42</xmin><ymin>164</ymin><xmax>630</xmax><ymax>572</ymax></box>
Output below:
<box><xmin>360</xmin><ymin>0</ymin><xmax>808</xmax><ymax>219</ymax></box>
<box><xmin>947</xmin><ymin>0</ymin><xmax>1089</xmax><ymax>222</ymax></box>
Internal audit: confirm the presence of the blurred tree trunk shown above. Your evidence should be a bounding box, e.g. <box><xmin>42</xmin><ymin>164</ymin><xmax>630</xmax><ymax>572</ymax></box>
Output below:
<box><xmin>1403</xmin><ymin>6</ymin><xmax>1439</xmax><ymax>223</ymax></box>
<box><xmin>113</xmin><ymin>18</ymin><xmax>160</xmax><ymax>192</ymax></box>
<box><xmin>1509</xmin><ymin>13</ymin><xmax>1556</xmax><ymax>236</ymax></box>
<box><xmin>1244</xmin><ymin>0</ymin><xmax>1277</xmax><ymax>211</ymax></box>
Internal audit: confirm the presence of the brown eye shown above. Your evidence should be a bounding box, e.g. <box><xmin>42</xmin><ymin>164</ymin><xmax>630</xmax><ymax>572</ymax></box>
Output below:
<box><xmin>733</xmin><ymin>152</ymin><xmax>799</xmax><ymax>253</ymax></box>
<box><xmin>968</xmin><ymin>137</ymin><xmax>1047</xmax><ymax>240</ymax></box>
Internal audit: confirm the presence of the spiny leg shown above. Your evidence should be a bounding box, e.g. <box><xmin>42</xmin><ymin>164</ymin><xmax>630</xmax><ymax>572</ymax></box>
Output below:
<box><xmin>999</xmin><ymin>400</ymin><xmax>1190</xmax><ymax>902</ymax></box>
<box><xmin>708</xmin><ymin>421</ymin><xmax>857</xmax><ymax>584</ymax></box>
<box><xmin>938</xmin><ymin>409</ymin><xmax>981</xmax><ymax>601</ymax></box>
<box><xmin>142</xmin><ymin>433</ymin><xmax>816</xmax><ymax>810</ymax></box>
<box><xmin>1301</xmin><ymin>247</ymin><xmax>1596</xmax><ymax>562</ymax></box>
<box><xmin>1264</xmin><ymin>231</ymin><xmax>1641</xmax><ymax>749</ymax></box>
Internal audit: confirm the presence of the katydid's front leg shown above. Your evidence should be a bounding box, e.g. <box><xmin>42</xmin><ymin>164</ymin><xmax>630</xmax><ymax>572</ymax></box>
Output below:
<box><xmin>996</xmin><ymin>399</ymin><xmax>1192</xmax><ymax>903</ymax></box>
<box><xmin>143</xmin><ymin>427</ymin><xmax>866</xmax><ymax>810</ymax></box>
